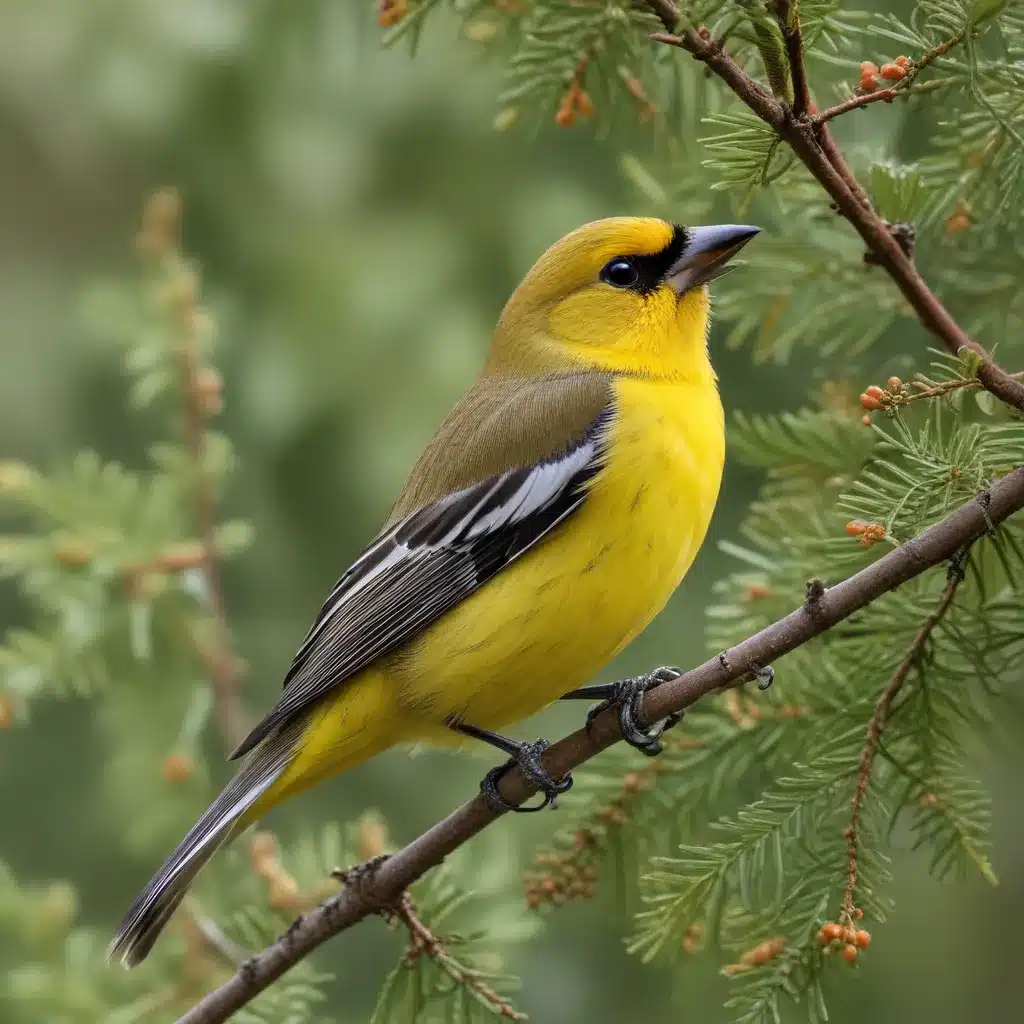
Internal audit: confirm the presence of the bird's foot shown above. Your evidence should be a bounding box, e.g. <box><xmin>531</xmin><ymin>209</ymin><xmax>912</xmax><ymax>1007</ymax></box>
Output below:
<box><xmin>566</xmin><ymin>666</ymin><xmax>683</xmax><ymax>756</ymax></box>
<box><xmin>480</xmin><ymin>738</ymin><xmax>573</xmax><ymax>814</ymax></box>
<box><xmin>751</xmin><ymin>664</ymin><xmax>775</xmax><ymax>691</ymax></box>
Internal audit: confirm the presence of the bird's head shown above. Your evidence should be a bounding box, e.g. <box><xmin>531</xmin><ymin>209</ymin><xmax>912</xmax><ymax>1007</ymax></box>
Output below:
<box><xmin>488</xmin><ymin>217</ymin><xmax>758</xmax><ymax>381</ymax></box>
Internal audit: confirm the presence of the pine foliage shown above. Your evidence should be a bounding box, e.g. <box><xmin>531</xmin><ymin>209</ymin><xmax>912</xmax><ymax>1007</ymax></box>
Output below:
<box><xmin>4</xmin><ymin>2</ymin><xmax>1024</xmax><ymax>1022</ymax></box>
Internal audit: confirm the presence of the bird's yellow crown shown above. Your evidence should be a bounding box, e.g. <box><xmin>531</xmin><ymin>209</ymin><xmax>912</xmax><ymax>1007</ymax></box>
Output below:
<box><xmin>488</xmin><ymin>217</ymin><xmax>714</xmax><ymax>383</ymax></box>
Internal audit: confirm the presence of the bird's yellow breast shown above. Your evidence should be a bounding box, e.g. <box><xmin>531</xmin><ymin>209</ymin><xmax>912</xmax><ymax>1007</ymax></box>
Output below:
<box><xmin>389</xmin><ymin>373</ymin><xmax>725</xmax><ymax>737</ymax></box>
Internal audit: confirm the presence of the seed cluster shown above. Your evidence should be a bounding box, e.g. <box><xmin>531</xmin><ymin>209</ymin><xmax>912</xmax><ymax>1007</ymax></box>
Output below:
<box><xmin>858</xmin><ymin>376</ymin><xmax>908</xmax><ymax>424</ymax></box>
<box><xmin>555</xmin><ymin>59</ymin><xmax>594</xmax><ymax>128</ymax></box>
<box><xmin>523</xmin><ymin>762</ymin><xmax>666</xmax><ymax>908</ymax></box>
<box><xmin>845</xmin><ymin>520</ymin><xmax>887</xmax><ymax>548</ymax></box>
<box><xmin>819</xmin><ymin>914</ymin><xmax>871</xmax><ymax>963</ymax></box>
<box><xmin>858</xmin><ymin>56</ymin><xmax>911</xmax><ymax>93</ymax></box>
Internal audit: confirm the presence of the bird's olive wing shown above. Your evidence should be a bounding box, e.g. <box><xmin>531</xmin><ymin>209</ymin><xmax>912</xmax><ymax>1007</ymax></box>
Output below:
<box><xmin>229</xmin><ymin>401</ymin><xmax>614</xmax><ymax>758</ymax></box>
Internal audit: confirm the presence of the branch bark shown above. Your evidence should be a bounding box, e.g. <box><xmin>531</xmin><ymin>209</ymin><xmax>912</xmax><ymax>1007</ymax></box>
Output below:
<box><xmin>175</xmin><ymin>466</ymin><xmax>1024</xmax><ymax>1024</ymax></box>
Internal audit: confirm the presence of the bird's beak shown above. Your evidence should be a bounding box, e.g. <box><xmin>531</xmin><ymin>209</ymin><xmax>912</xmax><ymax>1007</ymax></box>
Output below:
<box><xmin>665</xmin><ymin>224</ymin><xmax>760</xmax><ymax>296</ymax></box>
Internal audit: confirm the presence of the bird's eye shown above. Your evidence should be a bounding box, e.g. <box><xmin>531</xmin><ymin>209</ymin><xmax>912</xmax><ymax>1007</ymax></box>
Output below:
<box><xmin>600</xmin><ymin>257</ymin><xmax>639</xmax><ymax>289</ymax></box>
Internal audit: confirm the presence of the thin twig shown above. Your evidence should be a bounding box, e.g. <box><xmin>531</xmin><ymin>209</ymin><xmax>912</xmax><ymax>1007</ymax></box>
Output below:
<box><xmin>390</xmin><ymin>892</ymin><xmax>527</xmax><ymax>1020</ymax></box>
<box><xmin>815</xmin><ymin>87</ymin><xmax>899</xmax><ymax>123</ymax></box>
<box><xmin>649</xmin><ymin>25</ymin><xmax>1024</xmax><ymax>414</ymax></box>
<box><xmin>840</xmin><ymin>551</ymin><xmax>969</xmax><ymax>923</ymax></box>
<box><xmin>174</xmin><ymin>466</ymin><xmax>1024</xmax><ymax>1024</ymax></box>
<box><xmin>813</xmin><ymin>27</ymin><xmax>967</xmax><ymax>126</ymax></box>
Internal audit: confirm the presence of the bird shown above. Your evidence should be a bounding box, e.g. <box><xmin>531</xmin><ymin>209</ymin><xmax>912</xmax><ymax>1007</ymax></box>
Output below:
<box><xmin>109</xmin><ymin>216</ymin><xmax>759</xmax><ymax>966</ymax></box>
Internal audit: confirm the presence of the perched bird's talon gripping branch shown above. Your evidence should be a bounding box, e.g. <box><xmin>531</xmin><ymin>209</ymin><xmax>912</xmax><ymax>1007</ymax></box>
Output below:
<box><xmin>564</xmin><ymin>664</ymin><xmax>684</xmax><ymax>756</ymax></box>
<box><xmin>473</xmin><ymin>734</ymin><xmax>573</xmax><ymax>814</ymax></box>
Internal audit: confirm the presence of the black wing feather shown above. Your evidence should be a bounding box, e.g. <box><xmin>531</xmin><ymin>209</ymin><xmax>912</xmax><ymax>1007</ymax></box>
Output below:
<box><xmin>230</xmin><ymin>405</ymin><xmax>613</xmax><ymax>758</ymax></box>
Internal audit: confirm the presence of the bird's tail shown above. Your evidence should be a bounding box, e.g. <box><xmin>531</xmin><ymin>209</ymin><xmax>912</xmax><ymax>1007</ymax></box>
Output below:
<box><xmin>108</xmin><ymin>719</ymin><xmax>303</xmax><ymax>968</ymax></box>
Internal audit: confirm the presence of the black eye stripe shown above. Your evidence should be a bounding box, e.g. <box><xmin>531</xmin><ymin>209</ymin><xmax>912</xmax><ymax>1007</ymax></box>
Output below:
<box><xmin>599</xmin><ymin>224</ymin><xmax>691</xmax><ymax>295</ymax></box>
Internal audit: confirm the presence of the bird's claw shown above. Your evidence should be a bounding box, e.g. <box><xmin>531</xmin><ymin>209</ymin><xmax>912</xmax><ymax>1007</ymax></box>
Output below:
<box><xmin>480</xmin><ymin>738</ymin><xmax>573</xmax><ymax>814</ymax></box>
<box><xmin>585</xmin><ymin>666</ymin><xmax>684</xmax><ymax>756</ymax></box>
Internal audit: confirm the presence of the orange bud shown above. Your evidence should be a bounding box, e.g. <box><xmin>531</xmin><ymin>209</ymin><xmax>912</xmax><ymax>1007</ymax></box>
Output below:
<box><xmin>945</xmin><ymin>213</ymin><xmax>970</xmax><ymax>234</ymax></box>
<box><xmin>575</xmin><ymin>90</ymin><xmax>594</xmax><ymax>117</ymax></box>
<box><xmin>854</xmin><ymin>908</ymin><xmax>864</xmax><ymax>920</ymax></box>
<box><xmin>842</xmin><ymin>943</ymin><xmax>858</xmax><ymax>962</ymax></box>
<box><xmin>860</xmin><ymin>523</ymin><xmax>887</xmax><ymax>547</ymax></box>
<box><xmin>887</xmin><ymin>376</ymin><xmax>903</xmax><ymax>391</ymax></box>
<box><xmin>161</xmin><ymin>752</ymin><xmax>194</xmax><ymax>783</ymax></box>
<box><xmin>845</xmin><ymin>520</ymin><xmax>868</xmax><ymax>536</ymax></box>
<box><xmin>155</xmin><ymin>541</ymin><xmax>206</xmax><ymax>571</ymax></box>
<box><xmin>196</xmin><ymin>367</ymin><xmax>223</xmax><ymax>417</ymax></box>
<box><xmin>554</xmin><ymin>105</ymin><xmax>575</xmax><ymax>128</ymax></box>
<box><xmin>860</xmin><ymin>393</ymin><xmax>882</xmax><ymax>411</ymax></box>
<box><xmin>823</xmin><ymin>922</ymin><xmax>843</xmax><ymax>942</ymax></box>
<box><xmin>859</xmin><ymin>75</ymin><xmax>879</xmax><ymax>93</ymax></box>
<box><xmin>859</xmin><ymin>61</ymin><xmax>879</xmax><ymax>75</ymax></box>
<box><xmin>861</xmin><ymin>414</ymin><xmax>872</xmax><ymax>426</ymax></box>
<box><xmin>880</xmin><ymin>63</ymin><xmax>905</xmax><ymax>81</ymax></box>
<box><xmin>865</xmin><ymin>385</ymin><xmax>883</xmax><ymax>398</ymax></box>
<box><xmin>855</xmin><ymin>929</ymin><xmax>871</xmax><ymax>948</ymax></box>
<box><xmin>894</xmin><ymin>55</ymin><xmax>911</xmax><ymax>69</ymax></box>
<box><xmin>250</xmin><ymin>831</ymin><xmax>278</xmax><ymax>869</ymax></box>
<box><xmin>622</xmin><ymin>772</ymin><xmax>646</xmax><ymax>794</ymax></box>
<box><xmin>377</xmin><ymin>0</ymin><xmax>407</xmax><ymax>28</ymax></box>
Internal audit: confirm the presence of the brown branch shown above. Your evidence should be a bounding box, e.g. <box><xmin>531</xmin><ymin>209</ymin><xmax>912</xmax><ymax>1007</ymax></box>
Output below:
<box><xmin>649</xmin><ymin>27</ymin><xmax>1024</xmax><ymax>414</ymax></box>
<box><xmin>645</xmin><ymin>0</ymin><xmax>679</xmax><ymax>33</ymax></box>
<box><xmin>815</xmin><ymin>87</ymin><xmax>899</xmax><ymax>123</ymax></box>
<box><xmin>174</xmin><ymin>466</ymin><xmax>1024</xmax><ymax>1024</ymax></box>
<box><xmin>776</xmin><ymin>0</ymin><xmax>810</xmax><ymax>117</ymax></box>
<box><xmin>841</xmin><ymin>552</ymin><xmax>969</xmax><ymax>924</ymax></box>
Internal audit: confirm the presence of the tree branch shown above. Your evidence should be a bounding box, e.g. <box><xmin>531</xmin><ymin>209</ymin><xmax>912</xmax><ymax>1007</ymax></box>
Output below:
<box><xmin>776</xmin><ymin>0</ymin><xmax>811</xmax><ymax>118</ymax></box>
<box><xmin>174</xmin><ymin>466</ymin><xmax>1024</xmax><ymax>1024</ymax></box>
<box><xmin>649</xmin><ymin>26</ymin><xmax>1024</xmax><ymax>414</ymax></box>
<box><xmin>840</xmin><ymin>548</ymin><xmax>969</xmax><ymax>924</ymax></box>
<box><xmin>377</xmin><ymin>888</ymin><xmax>527</xmax><ymax>1020</ymax></box>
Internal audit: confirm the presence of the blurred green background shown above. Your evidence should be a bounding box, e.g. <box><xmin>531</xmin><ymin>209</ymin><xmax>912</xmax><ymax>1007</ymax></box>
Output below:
<box><xmin>0</xmin><ymin>2</ymin><xmax>1021</xmax><ymax>1021</ymax></box>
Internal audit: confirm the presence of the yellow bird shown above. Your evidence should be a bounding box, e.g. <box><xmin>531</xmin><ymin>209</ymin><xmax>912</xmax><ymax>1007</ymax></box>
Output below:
<box><xmin>110</xmin><ymin>216</ymin><xmax>758</xmax><ymax>966</ymax></box>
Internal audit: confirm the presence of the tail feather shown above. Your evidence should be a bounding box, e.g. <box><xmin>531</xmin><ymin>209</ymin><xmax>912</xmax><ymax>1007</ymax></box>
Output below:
<box><xmin>109</xmin><ymin>721</ymin><xmax>301</xmax><ymax>967</ymax></box>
